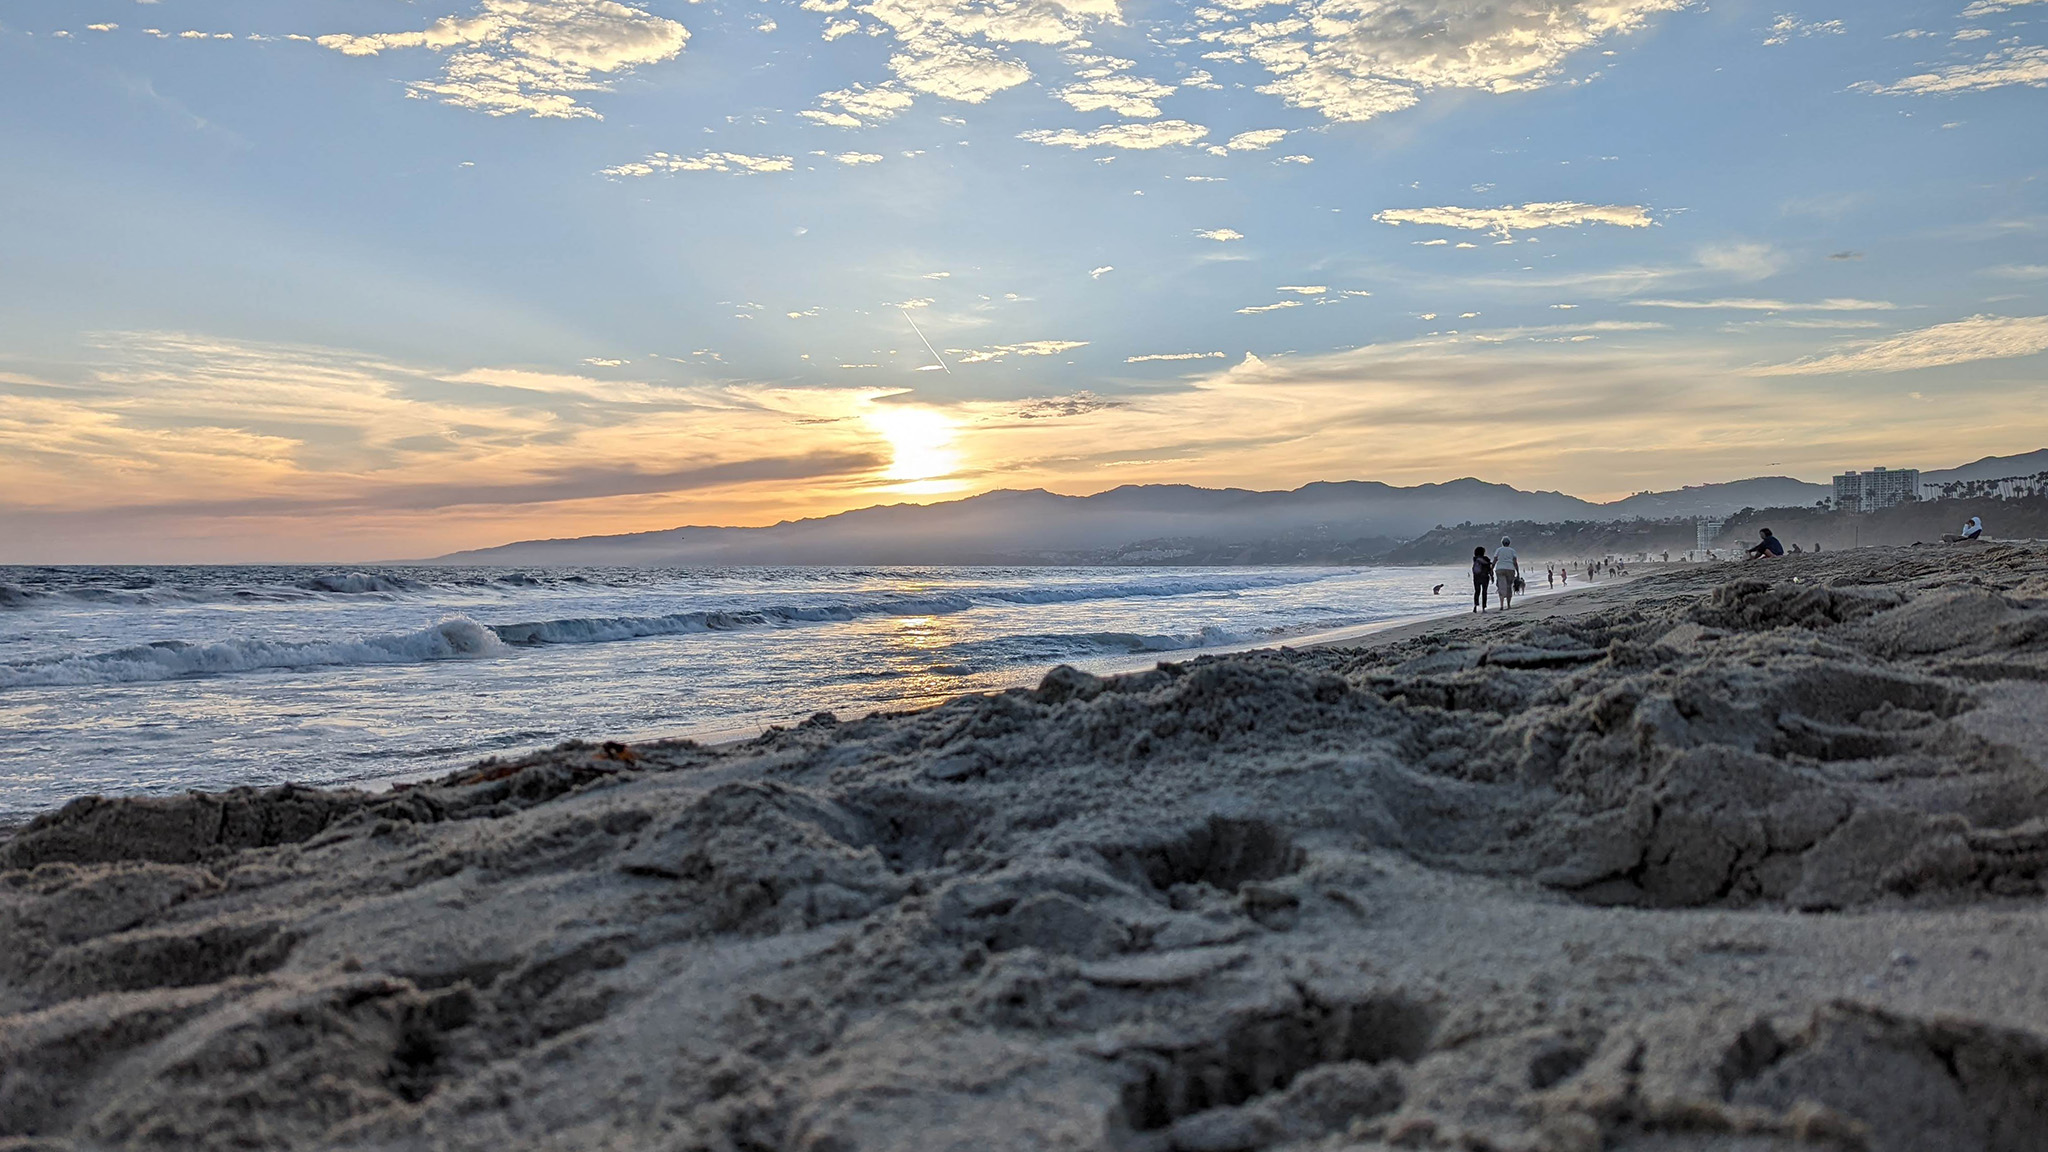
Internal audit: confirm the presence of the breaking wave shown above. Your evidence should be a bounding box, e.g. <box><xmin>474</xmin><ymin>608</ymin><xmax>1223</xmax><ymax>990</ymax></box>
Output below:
<box><xmin>0</xmin><ymin>618</ymin><xmax>507</xmax><ymax>689</ymax></box>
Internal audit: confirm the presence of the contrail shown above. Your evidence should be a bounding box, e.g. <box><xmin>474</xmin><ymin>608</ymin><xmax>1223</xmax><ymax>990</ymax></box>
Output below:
<box><xmin>901</xmin><ymin>308</ymin><xmax>951</xmax><ymax>374</ymax></box>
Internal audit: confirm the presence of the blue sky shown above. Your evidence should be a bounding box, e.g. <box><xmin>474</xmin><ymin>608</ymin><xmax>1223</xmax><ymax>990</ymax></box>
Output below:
<box><xmin>2</xmin><ymin>0</ymin><xmax>2045</xmax><ymax>561</ymax></box>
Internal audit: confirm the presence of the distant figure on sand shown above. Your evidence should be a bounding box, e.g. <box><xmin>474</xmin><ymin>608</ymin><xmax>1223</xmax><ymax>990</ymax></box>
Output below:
<box><xmin>1747</xmin><ymin>527</ymin><xmax>1785</xmax><ymax>559</ymax></box>
<box><xmin>1493</xmin><ymin>537</ymin><xmax>1520</xmax><ymax>609</ymax></box>
<box><xmin>1547</xmin><ymin>567</ymin><xmax>1555</xmax><ymax>589</ymax></box>
<box><xmin>1432</xmin><ymin>583</ymin><xmax>1445</xmax><ymax>595</ymax></box>
<box><xmin>1471</xmin><ymin>547</ymin><xmax>1493</xmax><ymax>612</ymax></box>
<box><xmin>1943</xmin><ymin>515</ymin><xmax>1986</xmax><ymax>544</ymax></box>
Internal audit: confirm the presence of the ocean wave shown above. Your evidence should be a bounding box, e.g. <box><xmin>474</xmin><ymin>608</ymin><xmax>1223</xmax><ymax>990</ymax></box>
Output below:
<box><xmin>927</xmin><ymin>625</ymin><xmax>1250</xmax><ymax>668</ymax></box>
<box><xmin>0</xmin><ymin>584</ymin><xmax>48</xmax><ymax>610</ymax></box>
<box><xmin>487</xmin><ymin>595</ymin><xmax>982</xmax><ymax>646</ymax></box>
<box><xmin>0</xmin><ymin>618</ymin><xmax>506</xmax><ymax>688</ymax></box>
<box><xmin>296</xmin><ymin>572</ymin><xmax>426</xmax><ymax>595</ymax></box>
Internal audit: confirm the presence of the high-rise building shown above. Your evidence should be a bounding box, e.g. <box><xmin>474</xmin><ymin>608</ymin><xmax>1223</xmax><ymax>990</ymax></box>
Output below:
<box><xmin>1832</xmin><ymin>467</ymin><xmax>1920</xmax><ymax>512</ymax></box>
<box><xmin>1696</xmin><ymin>519</ymin><xmax>1724</xmax><ymax>552</ymax></box>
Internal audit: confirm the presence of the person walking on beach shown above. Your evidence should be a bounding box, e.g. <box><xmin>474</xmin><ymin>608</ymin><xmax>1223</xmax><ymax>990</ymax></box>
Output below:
<box><xmin>1547</xmin><ymin>566</ymin><xmax>1555</xmax><ymax>590</ymax></box>
<box><xmin>1470</xmin><ymin>546</ymin><xmax>1493</xmax><ymax>612</ymax></box>
<box><xmin>1492</xmin><ymin>537</ymin><xmax>1520</xmax><ymax>610</ymax></box>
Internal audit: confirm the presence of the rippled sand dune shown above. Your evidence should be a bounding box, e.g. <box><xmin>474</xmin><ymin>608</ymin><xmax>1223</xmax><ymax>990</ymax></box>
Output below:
<box><xmin>7</xmin><ymin>544</ymin><xmax>2048</xmax><ymax>1151</ymax></box>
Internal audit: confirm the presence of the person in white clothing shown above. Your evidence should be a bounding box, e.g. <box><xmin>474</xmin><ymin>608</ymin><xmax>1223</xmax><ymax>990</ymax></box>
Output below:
<box><xmin>1492</xmin><ymin>537</ymin><xmax>1520</xmax><ymax>610</ymax></box>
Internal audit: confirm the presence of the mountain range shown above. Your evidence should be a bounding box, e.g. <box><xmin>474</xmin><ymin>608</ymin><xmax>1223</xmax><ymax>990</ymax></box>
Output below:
<box><xmin>430</xmin><ymin>450</ymin><xmax>2048</xmax><ymax>567</ymax></box>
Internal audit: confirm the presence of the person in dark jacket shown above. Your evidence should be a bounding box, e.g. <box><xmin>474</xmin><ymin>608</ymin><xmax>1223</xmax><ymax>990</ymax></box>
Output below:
<box><xmin>1471</xmin><ymin>546</ymin><xmax>1493</xmax><ymax>612</ymax></box>
<box><xmin>1747</xmin><ymin>527</ymin><xmax>1785</xmax><ymax>558</ymax></box>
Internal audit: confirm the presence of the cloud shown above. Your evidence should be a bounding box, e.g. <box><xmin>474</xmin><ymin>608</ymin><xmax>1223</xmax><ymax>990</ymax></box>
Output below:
<box><xmin>1457</xmin><ymin>242</ymin><xmax>1787</xmax><ymax>297</ymax></box>
<box><xmin>858</xmin><ymin>0</ymin><xmax>1120</xmax><ymax>105</ymax></box>
<box><xmin>1628</xmin><ymin>297</ymin><xmax>1896</xmax><ymax>311</ymax></box>
<box><xmin>800</xmin><ymin>81</ymin><xmax>915</xmax><ymax>127</ymax></box>
<box><xmin>601</xmin><ymin>150</ymin><xmax>794</xmax><ymax>176</ymax></box>
<box><xmin>1209</xmin><ymin>0</ymin><xmax>1691</xmax><ymax>124</ymax></box>
<box><xmin>87</xmin><ymin>23</ymin><xmax>118</xmax><ymax>32</ymax></box>
<box><xmin>1762</xmin><ymin>14</ymin><xmax>1844</xmax><ymax>46</ymax></box>
<box><xmin>316</xmin><ymin>0</ymin><xmax>689</xmax><ymax>120</ymax></box>
<box><xmin>935</xmin><ymin>323</ymin><xmax>2048</xmax><ymax>512</ymax></box>
<box><xmin>1195</xmin><ymin>227</ymin><xmax>1244</xmax><ymax>241</ymax></box>
<box><xmin>1237</xmin><ymin>300</ymin><xmax>1304</xmax><ymax>314</ymax></box>
<box><xmin>1018</xmin><ymin>119</ymin><xmax>1210</xmax><ymax>149</ymax></box>
<box><xmin>0</xmin><ymin>331</ymin><xmax>909</xmax><ymax>558</ymax></box>
<box><xmin>951</xmin><ymin>340</ymin><xmax>1091</xmax><ymax>363</ymax></box>
<box><xmin>1277</xmin><ymin>285</ymin><xmax>1326</xmax><ymax>295</ymax></box>
<box><xmin>1276</xmin><ymin>153</ymin><xmax>1313</xmax><ymax>164</ymax></box>
<box><xmin>1089</xmin><ymin>265</ymin><xmax>1115</xmax><ymax>278</ymax></box>
<box><xmin>1870</xmin><ymin>45</ymin><xmax>2048</xmax><ymax>94</ymax></box>
<box><xmin>1125</xmin><ymin>351</ymin><xmax>1228</xmax><ymax>362</ymax></box>
<box><xmin>1009</xmin><ymin>391</ymin><xmax>1123</xmax><ymax>418</ymax></box>
<box><xmin>1056</xmin><ymin>72</ymin><xmax>1178</xmax><ymax>118</ymax></box>
<box><xmin>1986</xmin><ymin>264</ymin><xmax>2048</xmax><ymax>279</ymax></box>
<box><xmin>1962</xmin><ymin>0</ymin><xmax>2045</xmax><ymax>15</ymax></box>
<box><xmin>1756</xmin><ymin>315</ymin><xmax>2048</xmax><ymax>375</ymax></box>
<box><xmin>833</xmin><ymin>151</ymin><xmax>885</xmax><ymax>164</ymax></box>
<box><xmin>1373</xmin><ymin>202</ymin><xmax>1654</xmax><ymax>238</ymax></box>
<box><xmin>1223</xmin><ymin>128</ymin><xmax>1287</xmax><ymax>150</ymax></box>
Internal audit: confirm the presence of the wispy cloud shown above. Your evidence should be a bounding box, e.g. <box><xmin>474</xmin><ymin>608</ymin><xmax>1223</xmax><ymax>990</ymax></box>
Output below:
<box><xmin>950</xmin><ymin>340</ymin><xmax>1090</xmax><ymax>364</ymax></box>
<box><xmin>1194</xmin><ymin>227</ymin><xmax>1244</xmax><ymax>242</ymax></box>
<box><xmin>832</xmin><ymin>151</ymin><xmax>885</xmax><ymax>165</ymax></box>
<box><xmin>1762</xmin><ymin>14</ymin><xmax>1845</xmax><ymax>46</ymax></box>
<box><xmin>1125</xmin><ymin>351</ymin><xmax>1228</xmax><ymax>362</ymax></box>
<box><xmin>799</xmin><ymin>82</ymin><xmax>915</xmax><ymax>127</ymax></box>
<box><xmin>601</xmin><ymin>151</ymin><xmax>793</xmax><ymax>176</ymax></box>
<box><xmin>1869</xmin><ymin>45</ymin><xmax>2048</xmax><ymax>95</ymax></box>
<box><xmin>1206</xmin><ymin>128</ymin><xmax>1287</xmax><ymax>155</ymax></box>
<box><xmin>1374</xmin><ymin>202</ymin><xmax>1654</xmax><ymax>238</ymax></box>
<box><xmin>1629</xmin><ymin>297</ymin><xmax>1896</xmax><ymax>311</ymax></box>
<box><xmin>1056</xmin><ymin>71</ymin><xmax>1178</xmax><ymax>118</ymax></box>
<box><xmin>1237</xmin><ymin>300</ymin><xmax>1304</xmax><ymax>314</ymax></box>
<box><xmin>1961</xmin><ymin>0</ymin><xmax>2045</xmax><ymax>16</ymax></box>
<box><xmin>1019</xmin><ymin>119</ymin><xmax>1210</xmax><ymax>150</ymax></box>
<box><xmin>316</xmin><ymin>0</ymin><xmax>689</xmax><ymax>120</ymax></box>
<box><xmin>1756</xmin><ymin>314</ymin><xmax>2048</xmax><ymax>374</ymax></box>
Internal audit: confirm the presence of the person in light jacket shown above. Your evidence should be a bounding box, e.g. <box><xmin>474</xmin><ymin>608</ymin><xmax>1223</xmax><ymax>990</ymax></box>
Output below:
<box><xmin>1492</xmin><ymin>537</ymin><xmax>1519</xmax><ymax>610</ymax></box>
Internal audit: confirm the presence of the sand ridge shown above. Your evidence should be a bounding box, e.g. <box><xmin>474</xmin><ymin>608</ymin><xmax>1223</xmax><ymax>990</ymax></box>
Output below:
<box><xmin>5</xmin><ymin>544</ymin><xmax>2048</xmax><ymax>1150</ymax></box>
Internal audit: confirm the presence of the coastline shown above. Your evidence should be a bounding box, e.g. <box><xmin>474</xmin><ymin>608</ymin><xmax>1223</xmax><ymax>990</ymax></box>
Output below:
<box><xmin>10</xmin><ymin>546</ymin><xmax>2047</xmax><ymax>1149</ymax></box>
<box><xmin>354</xmin><ymin>573</ymin><xmax>1646</xmax><ymax>793</ymax></box>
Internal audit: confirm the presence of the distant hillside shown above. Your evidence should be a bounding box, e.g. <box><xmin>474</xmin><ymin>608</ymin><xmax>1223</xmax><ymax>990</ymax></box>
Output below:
<box><xmin>1602</xmin><ymin>476</ymin><xmax>1829</xmax><ymax>519</ymax></box>
<box><xmin>434</xmin><ymin>479</ymin><xmax>1600</xmax><ymax>566</ymax></box>
<box><xmin>433</xmin><ymin>450</ymin><xmax>2046</xmax><ymax>567</ymax></box>
<box><xmin>1924</xmin><ymin>449</ymin><xmax>2048</xmax><ymax>486</ymax></box>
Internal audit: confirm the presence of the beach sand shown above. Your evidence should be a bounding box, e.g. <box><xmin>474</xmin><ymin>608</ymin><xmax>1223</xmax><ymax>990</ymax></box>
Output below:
<box><xmin>6</xmin><ymin>544</ymin><xmax>2048</xmax><ymax>1151</ymax></box>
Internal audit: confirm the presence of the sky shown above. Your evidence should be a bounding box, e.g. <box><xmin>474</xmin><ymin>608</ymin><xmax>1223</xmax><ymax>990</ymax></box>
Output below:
<box><xmin>2</xmin><ymin>0</ymin><xmax>2046</xmax><ymax>562</ymax></box>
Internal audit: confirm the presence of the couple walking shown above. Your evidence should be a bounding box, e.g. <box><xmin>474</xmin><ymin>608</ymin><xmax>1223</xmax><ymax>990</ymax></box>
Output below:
<box><xmin>1470</xmin><ymin>537</ymin><xmax>1522</xmax><ymax>612</ymax></box>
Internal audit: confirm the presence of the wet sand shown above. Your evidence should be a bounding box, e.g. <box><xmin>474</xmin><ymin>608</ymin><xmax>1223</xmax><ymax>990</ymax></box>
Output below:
<box><xmin>6</xmin><ymin>544</ymin><xmax>2048</xmax><ymax>1151</ymax></box>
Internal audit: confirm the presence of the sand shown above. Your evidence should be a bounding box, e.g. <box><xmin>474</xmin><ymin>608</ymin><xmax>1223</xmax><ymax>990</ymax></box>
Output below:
<box><xmin>6</xmin><ymin>544</ymin><xmax>2048</xmax><ymax>1151</ymax></box>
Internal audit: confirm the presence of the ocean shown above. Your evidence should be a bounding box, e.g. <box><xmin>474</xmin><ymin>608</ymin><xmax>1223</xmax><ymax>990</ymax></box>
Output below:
<box><xmin>0</xmin><ymin>562</ymin><xmax>1486</xmax><ymax>820</ymax></box>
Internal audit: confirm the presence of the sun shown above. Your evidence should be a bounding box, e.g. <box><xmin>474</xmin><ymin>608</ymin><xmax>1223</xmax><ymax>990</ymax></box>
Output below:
<box><xmin>867</xmin><ymin>406</ymin><xmax>962</xmax><ymax>485</ymax></box>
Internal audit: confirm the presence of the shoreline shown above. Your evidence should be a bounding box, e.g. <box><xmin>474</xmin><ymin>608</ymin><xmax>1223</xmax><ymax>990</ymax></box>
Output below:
<box><xmin>7</xmin><ymin>544</ymin><xmax>2048</xmax><ymax>1148</ymax></box>
<box><xmin>353</xmin><ymin>573</ymin><xmax>1648</xmax><ymax>795</ymax></box>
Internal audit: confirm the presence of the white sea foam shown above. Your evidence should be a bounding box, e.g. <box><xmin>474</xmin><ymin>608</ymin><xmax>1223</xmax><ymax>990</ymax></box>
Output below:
<box><xmin>0</xmin><ymin>618</ymin><xmax>506</xmax><ymax>688</ymax></box>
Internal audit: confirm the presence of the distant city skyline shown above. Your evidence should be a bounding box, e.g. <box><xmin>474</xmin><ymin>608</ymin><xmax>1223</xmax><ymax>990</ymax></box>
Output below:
<box><xmin>3</xmin><ymin>0</ymin><xmax>2045</xmax><ymax>561</ymax></box>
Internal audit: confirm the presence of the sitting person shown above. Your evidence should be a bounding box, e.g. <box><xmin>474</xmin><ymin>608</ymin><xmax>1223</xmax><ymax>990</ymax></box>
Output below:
<box><xmin>1943</xmin><ymin>515</ymin><xmax>1985</xmax><ymax>544</ymax></box>
<box><xmin>1746</xmin><ymin>527</ymin><xmax>1784</xmax><ymax>558</ymax></box>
